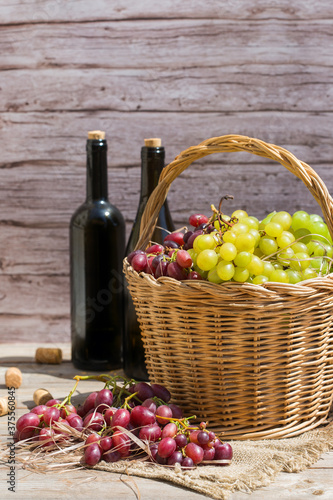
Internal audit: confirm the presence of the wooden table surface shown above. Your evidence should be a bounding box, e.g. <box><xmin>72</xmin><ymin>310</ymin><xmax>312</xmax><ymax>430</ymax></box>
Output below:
<box><xmin>0</xmin><ymin>342</ymin><xmax>332</xmax><ymax>500</ymax></box>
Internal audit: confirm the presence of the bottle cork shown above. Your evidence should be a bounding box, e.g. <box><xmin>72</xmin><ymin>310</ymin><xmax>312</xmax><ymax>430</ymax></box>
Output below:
<box><xmin>88</xmin><ymin>130</ymin><xmax>105</xmax><ymax>140</ymax></box>
<box><xmin>35</xmin><ymin>348</ymin><xmax>62</xmax><ymax>364</ymax></box>
<box><xmin>0</xmin><ymin>397</ymin><xmax>8</xmax><ymax>416</ymax></box>
<box><xmin>33</xmin><ymin>388</ymin><xmax>53</xmax><ymax>406</ymax></box>
<box><xmin>144</xmin><ymin>138</ymin><xmax>162</xmax><ymax>147</ymax></box>
<box><xmin>5</xmin><ymin>367</ymin><xmax>22</xmax><ymax>389</ymax></box>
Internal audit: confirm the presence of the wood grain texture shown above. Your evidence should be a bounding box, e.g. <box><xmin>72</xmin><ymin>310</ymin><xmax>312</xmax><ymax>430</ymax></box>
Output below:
<box><xmin>0</xmin><ymin>2</ymin><xmax>333</xmax><ymax>342</ymax></box>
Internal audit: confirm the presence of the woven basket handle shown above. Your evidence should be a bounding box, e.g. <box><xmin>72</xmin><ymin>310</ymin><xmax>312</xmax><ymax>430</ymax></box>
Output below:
<box><xmin>136</xmin><ymin>134</ymin><xmax>333</xmax><ymax>250</ymax></box>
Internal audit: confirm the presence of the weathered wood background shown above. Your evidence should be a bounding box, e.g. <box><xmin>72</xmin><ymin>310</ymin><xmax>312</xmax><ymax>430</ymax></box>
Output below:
<box><xmin>1</xmin><ymin>0</ymin><xmax>333</xmax><ymax>342</ymax></box>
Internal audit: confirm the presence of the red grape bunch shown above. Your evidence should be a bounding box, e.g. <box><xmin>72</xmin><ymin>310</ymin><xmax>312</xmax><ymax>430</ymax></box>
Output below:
<box><xmin>15</xmin><ymin>375</ymin><xmax>233</xmax><ymax>469</ymax></box>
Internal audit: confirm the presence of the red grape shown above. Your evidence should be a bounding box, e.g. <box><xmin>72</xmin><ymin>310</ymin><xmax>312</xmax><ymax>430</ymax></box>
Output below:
<box><xmin>167</xmin><ymin>450</ymin><xmax>183</xmax><ymax>466</ymax></box>
<box><xmin>130</xmin><ymin>406</ymin><xmax>156</xmax><ymax>428</ymax></box>
<box><xmin>155</xmin><ymin>405</ymin><xmax>173</xmax><ymax>425</ymax></box>
<box><xmin>158</xmin><ymin>437</ymin><xmax>176</xmax><ymax>458</ymax></box>
<box><xmin>100</xmin><ymin>436</ymin><xmax>113</xmax><ymax>452</ymax></box>
<box><xmin>131</xmin><ymin>253</ymin><xmax>148</xmax><ymax>272</ymax></box>
<box><xmin>164</xmin><ymin>231</ymin><xmax>184</xmax><ymax>246</ymax></box>
<box><xmin>60</xmin><ymin>404</ymin><xmax>77</xmax><ymax>419</ymax></box>
<box><xmin>188</xmin><ymin>271</ymin><xmax>203</xmax><ymax>280</ymax></box>
<box><xmin>45</xmin><ymin>399</ymin><xmax>61</xmax><ymax>407</ymax></box>
<box><xmin>176</xmin><ymin>249</ymin><xmax>193</xmax><ymax>268</ymax></box>
<box><xmin>66</xmin><ymin>413</ymin><xmax>83</xmax><ymax>431</ymax></box>
<box><xmin>43</xmin><ymin>407</ymin><xmax>61</xmax><ymax>426</ymax></box>
<box><xmin>132</xmin><ymin>382</ymin><xmax>154</xmax><ymax>401</ymax></box>
<box><xmin>139</xmin><ymin>424</ymin><xmax>162</xmax><ymax>442</ymax></box>
<box><xmin>141</xmin><ymin>398</ymin><xmax>157</xmax><ymax>414</ymax></box>
<box><xmin>182</xmin><ymin>456</ymin><xmax>194</xmax><ymax>468</ymax></box>
<box><xmin>110</xmin><ymin>408</ymin><xmax>131</xmax><ymax>430</ymax></box>
<box><xmin>185</xmin><ymin>442</ymin><xmax>204</xmax><ymax>464</ymax></box>
<box><xmin>169</xmin><ymin>403</ymin><xmax>183</xmax><ymax>419</ymax></box>
<box><xmin>154</xmin><ymin>259</ymin><xmax>169</xmax><ymax>278</ymax></box>
<box><xmin>202</xmin><ymin>445</ymin><xmax>215</xmax><ymax>460</ymax></box>
<box><xmin>39</xmin><ymin>427</ymin><xmax>55</xmax><ymax>447</ymax></box>
<box><xmin>31</xmin><ymin>405</ymin><xmax>48</xmax><ymax>417</ymax></box>
<box><xmin>175</xmin><ymin>433</ymin><xmax>188</xmax><ymax>449</ymax></box>
<box><xmin>103</xmin><ymin>449</ymin><xmax>121</xmax><ymax>463</ymax></box>
<box><xmin>112</xmin><ymin>430</ymin><xmax>131</xmax><ymax>457</ymax></box>
<box><xmin>82</xmin><ymin>392</ymin><xmax>98</xmax><ymax>415</ymax></box>
<box><xmin>214</xmin><ymin>442</ymin><xmax>233</xmax><ymax>461</ymax></box>
<box><xmin>83</xmin><ymin>411</ymin><xmax>104</xmax><ymax>432</ymax></box>
<box><xmin>127</xmin><ymin>250</ymin><xmax>145</xmax><ymax>265</ymax></box>
<box><xmin>161</xmin><ymin>422</ymin><xmax>177</xmax><ymax>439</ymax></box>
<box><xmin>197</xmin><ymin>430</ymin><xmax>210</xmax><ymax>445</ymax></box>
<box><xmin>103</xmin><ymin>407</ymin><xmax>118</xmax><ymax>426</ymax></box>
<box><xmin>84</xmin><ymin>443</ymin><xmax>102</xmax><ymax>466</ymax></box>
<box><xmin>167</xmin><ymin>262</ymin><xmax>187</xmax><ymax>280</ymax></box>
<box><xmin>189</xmin><ymin>214</ymin><xmax>209</xmax><ymax>228</ymax></box>
<box><xmin>146</xmin><ymin>244</ymin><xmax>164</xmax><ymax>255</ymax></box>
<box><xmin>150</xmin><ymin>383</ymin><xmax>171</xmax><ymax>403</ymax></box>
<box><xmin>95</xmin><ymin>389</ymin><xmax>113</xmax><ymax>411</ymax></box>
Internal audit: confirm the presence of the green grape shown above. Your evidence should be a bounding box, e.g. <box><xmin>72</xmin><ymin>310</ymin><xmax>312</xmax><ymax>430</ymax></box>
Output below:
<box><xmin>310</xmin><ymin>257</ymin><xmax>329</xmax><ymax>273</ymax></box>
<box><xmin>265</xmin><ymin>221</ymin><xmax>284</xmax><ymax>237</ymax></box>
<box><xmin>219</xmin><ymin>242</ymin><xmax>237</xmax><ymax>261</ymax></box>
<box><xmin>233</xmin><ymin>266</ymin><xmax>250</xmax><ymax>282</ymax></box>
<box><xmin>253</xmin><ymin>247</ymin><xmax>265</xmax><ymax>258</ymax></box>
<box><xmin>231</xmin><ymin>222</ymin><xmax>249</xmax><ymax>235</ymax></box>
<box><xmin>262</xmin><ymin>261</ymin><xmax>275</xmax><ymax>278</ymax></box>
<box><xmin>243</xmin><ymin>216</ymin><xmax>259</xmax><ymax>230</ymax></box>
<box><xmin>293</xmin><ymin>228</ymin><xmax>311</xmax><ymax>244</ymax></box>
<box><xmin>302</xmin><ymin>267</ymin><xmax>318</xmax><ymax>280</ymax></box>
<box><xmin>253</xmin><ymin>275</ymin><xmax>269</xmax><ymax>285</ymax></box>
<box><xmin>309</xmin><ymin>213</ymin><xmax>323</xmax><ymax>223</ymax></box>
<box><xmin>207</xmin><ymin>267</ymin><xmax>223</xmax><ymax>283</ymax></box>
<box><xmin>249</xmin><ymin>229</ymin><xmax>261</xmax><ymax>246</ymax></box>
<box><xmin>291</xmin><ymin>211</ymin><xmax>310</xmax><ymax>231</ymax></box>
<box><xmin>234</xmin><ymin>233</ymin><xmax>256</xmax><ymax>252</ymax></box>
<box><xmin>193</xmin><ymin>264</ymin><xmax>208</xmax><ymax>279</ymax></box>
<box><xmin>286</xmin><ymin>269</ymin><xmax>302</xmax><ymax>284</ymax></box>
<box><xmin>193</xmin><ymin>234</ymin><xmax>216</xmax><ymax>253</ymax></box>
<box><xmin>276</xmin><ymin>231</ymin><xmax>295</xmax><ymax>248</ymax></box>
<box><xmin>214</xmin><ymin>216</ymin><xmax>231</xmax><ymax>231</ymax></box>
<box><xmin>223</xmin><ymin>230</ymin><xmax>237</xmax><ymax>244</ymax></box>
<box><xmin>234</xmin><ymin>251</ymin><xmax>252</xmax><ymax>267</ymax></box>
<box><xmin>269</xmin><ymin>269</ymin><xmax>289</xmax><ymax>283</ymax></box>
<box><xmin>291</xmin><ymin>242</ymin><xmax>308</xmax><ymax>254</ymax></box>
<box><xmin>259</xmin><ymin>211</ymin><xmax>276</xmax><ymax>229</ymax></box>
<box><xmin>247</xmin><ymin>255</ymin><xmax>264</xmax><ymax>276</ymax></box>
<box><xmin>290</xmin><ymin>251</ymin><xmax>310</xmax><ymax>271</ymax></box>
<box><xmin>232</xmin><ymin>209</ymin><xmax>248</xmax><ymax>219</ymax></box>
<box><xmin>217</xmin><ymin>260</ymin><xmax>235</xmax><ymax>281</ymax></box>
<box><xmin>259</xmin><ymin>236</ymin><xmax>278</xmax><ymax>255</ymax></box>
<box><xmin>307</xmin><ymin>241</ymin><xmax>333</xmax><ymax>257</ymax></box>
<box><xmin>277</xmin><ymin>247</ymin><xmax>294</xmax><ymax>266</ymax></box>
<box><xmin>271</xmin><ymin>211</ymin><xmax>292</xmax><ymax>230</ymax></box>
<box><xmin>196</xmin><ymin>249</ymin><xmax>218</xmax><ymax>271</ymax></box>
<box><xmin>273</xmin><ymin>262</ymin><xmax>283</xmax><ymax>269</ymax></box>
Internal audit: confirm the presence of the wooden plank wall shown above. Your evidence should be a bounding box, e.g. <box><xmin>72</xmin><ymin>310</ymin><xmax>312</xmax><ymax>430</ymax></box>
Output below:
<box><xmin>0</xmin><ymin>0</ymin><xmax>333</xmax><ymax>342</ymax></box>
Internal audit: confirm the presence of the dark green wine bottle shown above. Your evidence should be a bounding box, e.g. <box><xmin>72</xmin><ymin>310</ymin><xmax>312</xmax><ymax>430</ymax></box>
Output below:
<box><xmin>123</xmin><ymin>138</ymin><xmax>175</xmax><ymax>380</ymax></box>
<box><xmin>70</xmin><ymin>130</ymin><xmax>125</xmax><ymax>371</ymax></box>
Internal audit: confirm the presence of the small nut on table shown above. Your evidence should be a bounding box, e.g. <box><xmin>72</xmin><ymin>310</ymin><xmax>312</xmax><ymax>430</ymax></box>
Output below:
<box><xmin>35</xmin><ymin>348</ymin><xmax>62</xmax><ymax>364</ymax></box>
<box><xmin>5</xmin><ymin>367</ymin><xmax>23</xmax><ymax>389</ymax></box>
<box><xmin>33</xmin><ymin>388</ymin><xmax>53</xmax><ymax>406</ymax></box>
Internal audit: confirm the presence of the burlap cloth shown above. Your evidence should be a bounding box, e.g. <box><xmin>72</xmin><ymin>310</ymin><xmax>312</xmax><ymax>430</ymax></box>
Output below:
<box><xmin>95</xmin><ymin>422</ymin><xmax>333</xmax><ymax>499</ymax></box>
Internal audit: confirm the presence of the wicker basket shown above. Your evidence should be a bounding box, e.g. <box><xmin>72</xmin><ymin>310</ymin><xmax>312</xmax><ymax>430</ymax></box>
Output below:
<box><xmin>123</xmin><ymin>135</ymin><xmax>333</xmax><ymax>439</ymax></box>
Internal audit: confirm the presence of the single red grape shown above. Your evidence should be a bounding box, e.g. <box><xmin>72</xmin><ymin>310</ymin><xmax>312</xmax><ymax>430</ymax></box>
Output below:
<box><xmin>155</xmin><ymin>405</ymin><xmax>173</xmax><ymax>425</ymax></box>
<box><xmin>141</xmin><ymin>398</ymin><xmax>157</xmax><ymax>414</ymax></box>
<box><xmin>176</xmin><ymin>249</ymin><xmax>193</xmax><ymax>268</ymax></box>
<box><xmin>185</xmin><ymin>442</ymin><xmax>204</xmax><ymax>464</ymax></box>
<box><xmin>167</xmin><ymin>450</ymin><xmax>183</xmax><ymax>466</ymax></box>
<box><xmin>164</xmin><ymin>231</ymin><xmax>184</xmax><ymax>246</ymax></box>
<box><xmin>146</xmin><ymin>244</ymin><xmax>164</xmax><ymax>255</ymax></box>
<box><xmin>189</xmin><ymin>214</ymin><xmax>209</xmax><ymax>228</ymax></box>
<box><xmin>132</xmin><ymin>382</ymin><xmax>154</xmax><ymax>401</ymax></box>
<box><xmin>66</xmin><ymin>413</ymin><xmax>83</xmax><ymax>431</ymax></box>
<box><xmin>130</xmin><ymin>405</ymin><xmax>156</xmax><ymax>428</ymax></box>
<box><xmin>43</xmin><ymin>407</ymin><xmax>61</xmax><ymax>426</ymax></box>
<box><xmin>139</xmin><ymin>424</ymin><xmax>162</xmax><ymax>442</ymax></box>
<box><xmin>214</xmin><ymin>442</ymin><xmax>233</xmax><ymax>461</ymax></box>
<box><xmin>158</xmin><ymin>437</ymin><xmax>177</xmax><ymax>458</ymax></box>
<box><xmin>84</xmin><ymin>443</ymin><xmax>102</xmax><ymax>466</ymax></box>
<box><xmin>175</xmin><ymin>433</ymin><xmax>188</xmax><ymax>449</ymax></box>
<box><xmin>150</xmin><ymin>383</ymin><xmax>171</xmax><ymax>403</ymax></box>
<box><xmin>110</xmin><ymin>408</ymin><xmax>131</xmax><ymax>430</ymax></box>
<box><xmin>131</xmin><ymin>253</ymin><xmax>148</xmax><ymax>272</ymax></box>
<box><xmin>83</xmin><ymin>411</ymin><xmax>104</xmax><ymax>432</ymax></box>
<box><xmin>161</xmin><ymin>422</ymin><xmax>177</xmax><ymax>439</ymax></box>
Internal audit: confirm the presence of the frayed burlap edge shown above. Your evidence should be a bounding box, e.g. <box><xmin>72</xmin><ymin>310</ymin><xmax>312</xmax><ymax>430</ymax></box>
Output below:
<box><xmin>94</xmin><ymin>422</ymin><xmax>333</xmax><ymax>500</ymax></box>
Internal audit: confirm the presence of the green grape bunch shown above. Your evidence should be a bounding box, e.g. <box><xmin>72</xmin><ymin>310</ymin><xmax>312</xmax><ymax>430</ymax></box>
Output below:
<box><xmin>128</xmin><ymin>201</ymin><xmax>333</xmax><ymax>285</ymax></box>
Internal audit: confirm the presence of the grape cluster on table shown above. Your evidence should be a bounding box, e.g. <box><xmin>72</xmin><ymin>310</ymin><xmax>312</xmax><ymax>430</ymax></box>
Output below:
<box><xmin>128</xmin><ymin>207</ymin><xmax>333</xmax><ymax>284</ymax></box>
<box><xmin>15</xmin><ymin>380</ymin><xmax>233</xmax><ymax>469</ymax></box>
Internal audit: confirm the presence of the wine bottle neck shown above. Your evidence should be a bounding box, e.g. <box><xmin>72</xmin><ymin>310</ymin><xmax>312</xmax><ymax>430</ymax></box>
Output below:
<box><xmin>140</xmin><ymin>146</ymin><xmax>165</xmax><ymax>201</ymax></box>
<box><xmin>86</xmin><ymin>139</ymin><xmax>108</xmax><ymax>201</ymax></box>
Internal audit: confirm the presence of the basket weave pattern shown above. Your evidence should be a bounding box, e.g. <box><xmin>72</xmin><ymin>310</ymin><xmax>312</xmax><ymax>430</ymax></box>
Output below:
<box><xmin>124</xmin><ymin>135</ymin><xmax>333</xmax><ymax>439</ymax></box>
